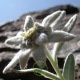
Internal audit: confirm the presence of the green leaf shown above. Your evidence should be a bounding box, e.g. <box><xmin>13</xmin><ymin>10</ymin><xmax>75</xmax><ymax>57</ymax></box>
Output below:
<box><xmin>62</xmin><ymin>53</ymin><xmax>75</xmax><ymax>80</ymax></box>
<box><xmin>16</xmin><ymin>68</ymin><xmax>60</xmax><ymax>80</ymax></box>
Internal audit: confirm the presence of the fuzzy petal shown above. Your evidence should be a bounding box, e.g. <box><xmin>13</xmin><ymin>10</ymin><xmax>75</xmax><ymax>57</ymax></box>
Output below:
<box><xmin>3</xmin><ymin>50</ymin><xmax>22</xmax><ymax>74</ymax></box>
<box><xmin>51</xmin><ymin>15</ymin><xmax>77</xmax><ymax>55</ymax></box>
<box><xmin>24</xmin><ymin>16</ymin><xmax>34</xmax><ymax>31</ymax></box>
<box><xmin>5</xmin><ymin>31</ymin><xmax>23</xmax><ymax>49</ymax></box>
<box><xmin>48</xmin><ymin>30</ymin><xmax>75</xmax><ymax>42</ymax></box>
<box><xmin>63</xmin><ymin>14</ymin><xmax>77</xmax><ymax>32</ymax></box>
<box><xmin>19</xmin><ymin>48</ymin><xmax>32</xmax><ymax>69</ymax></box>
<box><xmin>32</xmin><ymin>46</ymin><xmax>47</xmax><ymax>68</ymax></box>
<box><xmin>50</xmin><ymin>11</ymin><xmax>66</xmax><ymax>30</ymax></box>
<box><xmin>42</xmin><ymin>10</ymin><xmax>61</xmax><ymax>27</ymax></box>
<box><xmin>35</xmin><ymin>33</ymin><xmax>48</xmax><ymax>46</ymax></box>
<box><xmin>5</xmin><ymin>37</ymin><xmax>22</xmax><ymax>49</ymax></box>
<box><xmin>35</xmin><ymin>22</ymin><xmax>52</xmax><ymax>36</ymax></box>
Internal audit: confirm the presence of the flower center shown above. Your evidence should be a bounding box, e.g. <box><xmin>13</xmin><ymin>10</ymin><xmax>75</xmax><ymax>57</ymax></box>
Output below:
<box><xmin>21</xmin><ymin>26</ymin><xmax>38</xmax><ymax>40</ymax></box>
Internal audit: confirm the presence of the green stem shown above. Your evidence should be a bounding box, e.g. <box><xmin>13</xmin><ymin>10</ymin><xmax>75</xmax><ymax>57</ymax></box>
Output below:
<box><xmin>44</xmin><ymin>45</ymin><xmax>64</xmax><ymax>80</ymax></box>
<box><xmin>15</xmin><ymin>68</ymin><xmax>60</xmax><ymax>80</ymax></box>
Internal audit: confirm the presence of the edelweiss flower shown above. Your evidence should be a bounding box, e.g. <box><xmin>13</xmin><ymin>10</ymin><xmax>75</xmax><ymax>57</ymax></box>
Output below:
<box><xmin>3</xmin><ymin>10</ymin><xmax>76</xmax><ymax>74</ymax></box>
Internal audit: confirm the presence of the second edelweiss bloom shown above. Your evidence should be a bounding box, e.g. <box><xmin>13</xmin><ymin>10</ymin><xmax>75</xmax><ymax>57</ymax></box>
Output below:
<box><xmin>3</xmin><ymin>10</ymin><xmax>77</xmax><ymax>74</ymax></box>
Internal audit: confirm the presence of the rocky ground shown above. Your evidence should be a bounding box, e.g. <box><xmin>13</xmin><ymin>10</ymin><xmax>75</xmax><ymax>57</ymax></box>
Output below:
<box><xmin>0</xmin><ymin>4</ymin><xmax>80</xmax><ymax>80</ymax></box>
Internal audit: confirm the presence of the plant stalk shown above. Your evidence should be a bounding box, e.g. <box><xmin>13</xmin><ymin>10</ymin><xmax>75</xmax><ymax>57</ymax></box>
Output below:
<box><xmin>44</xmin><ymin>45</ymin><xmax>64</xmax><ymax>80</ymax></box>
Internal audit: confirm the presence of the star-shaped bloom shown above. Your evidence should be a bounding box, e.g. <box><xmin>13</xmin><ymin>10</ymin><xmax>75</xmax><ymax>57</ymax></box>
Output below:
<box><xmin>3</xmin><ymin>10</ymin><xmax>76</xmax><ymax>74</ymax></box>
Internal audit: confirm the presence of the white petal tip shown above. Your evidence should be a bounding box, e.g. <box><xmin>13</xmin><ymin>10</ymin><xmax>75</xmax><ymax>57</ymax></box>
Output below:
<box><xmin>3</xmin><ymin>68</ymin><xmax>13</xmax><ymax>74</ymax></box>
<box><xmin>72</xmin><ymin>14</ymin><xmax>77</xmax><ymax>20</ymax></box>
<box><xmin>4</xmin><ymin>38</ymin><xmax>12</xmax><ymax>45</ymax></box>
<box><xmin>3</xmin><ymin>67</ymin><xmax>9</xmax><ymax>74</ymax></box>
<box><xmin>25</xmin><ymin>15</ymin><xmax>32</xmax><ymax>19</ymax></box>
<box><xmin>54</xmin><ymin>10</ymin><xmax>62</xmax><ymax>14</ymax></box>
<box><xmin>73</xmin><ymin>14</ymin><xmax>77</xmax><ymax>17</ymax></box>
<box><xmin>69</xmin><ymin>14</ymin><xmax>77</xmax><ymax>22</ymax></box>
<box><xmin>24</xmin><ymin>15</ymin><xmax>34</xmax><ymax>30</ymax></box>
<box><xmin>3</xmin><ymin>70</ymin><xmax>6</xmax><ymax>74</ymax></box>
<box><xmin>24</xmin><ymin>15</ymin><xmax>32</xmax><ymax>24</ymax></box>
<box><xmin>4</xmin><ymin>40</ymin><xmax>7</xmax><ymax>45</ymax></box>
<box><xmin>66</xmin><ymin>34</ymin><xmax>76</xmax><ymax>40</ymax></box>
<box><xmin>4</xmin><ymin>39</ymin><xmax>11</xmax><ymax>47</ymax></box>
<box><xmin>61</xmin><ymin>10</ymin><xmax>66</xmax><ymax>14</ymax></box>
